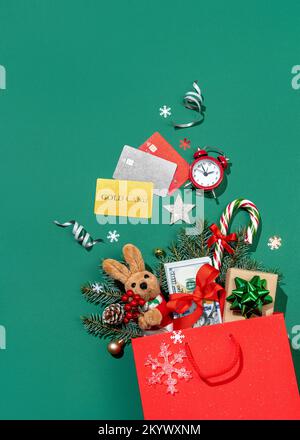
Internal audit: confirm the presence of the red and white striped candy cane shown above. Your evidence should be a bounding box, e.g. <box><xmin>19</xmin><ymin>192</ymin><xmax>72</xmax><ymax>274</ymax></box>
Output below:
<box><xmin>213</xmin><ymin>198</ymin><xmax>260</xmax><ymax>270</ymax></box>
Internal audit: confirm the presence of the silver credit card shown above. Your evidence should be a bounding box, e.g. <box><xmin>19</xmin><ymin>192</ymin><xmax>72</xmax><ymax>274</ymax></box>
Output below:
<box><xmin>113</xmin><ymin>145</ymin><xmax>177</xmax><ymax>197</ymax></box>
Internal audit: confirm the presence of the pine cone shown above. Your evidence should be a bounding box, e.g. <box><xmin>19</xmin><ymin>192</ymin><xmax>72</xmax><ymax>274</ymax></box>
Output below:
<box><xmin>102</xmin><ymin>303</ymin><xmax>125</xmax><ymax>325</ymax></box>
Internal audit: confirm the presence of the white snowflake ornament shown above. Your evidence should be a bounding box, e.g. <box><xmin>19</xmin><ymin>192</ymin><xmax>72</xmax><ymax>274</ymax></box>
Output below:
<box><xmin>145</xmin><ymin>342</ymin><xmax>192</xmax><ymax>395</ymax></box>
<box><xmin>107</xmin><ymin>230</ymin><xmax>120</xmax><ymax>243</ymax></box>
<box><xmin>159</xmin><ymin>105</ymin><xmax>171</xmax><ymax>118</ymax></box>
<box><xmin>268</xmin><ymin>235</ymin><xmax>282</xmax><ymax>250</ymax></box>
<box><xmin>170</xmin><ymin>330</ymin><xmax>185</xmax><ymax>344</ymax></box>
<box><xmin>91</xmin><ymin>283</ymin><xmax>103</xmax><ymax>294</ymax></box>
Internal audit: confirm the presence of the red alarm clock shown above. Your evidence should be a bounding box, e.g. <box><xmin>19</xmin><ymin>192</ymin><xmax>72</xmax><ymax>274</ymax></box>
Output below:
<box><xmin>188</xmin><ymin>147</ymin><xmax>229</xmax><ymax>198</ymax></box>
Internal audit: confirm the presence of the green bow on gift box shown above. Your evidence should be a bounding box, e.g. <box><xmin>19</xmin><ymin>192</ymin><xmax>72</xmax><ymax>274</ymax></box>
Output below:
<box><xmin>226</xmin><ymin>275</ymin><xmax>273</xmax><ymax>319</ymax></box>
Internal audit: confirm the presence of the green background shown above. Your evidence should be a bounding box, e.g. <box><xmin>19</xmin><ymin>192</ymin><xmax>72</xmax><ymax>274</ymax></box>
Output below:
<box><xmin>0</xmin><ymin>1</ymin><xmax>299</xmax><ymax>420</ymax></box>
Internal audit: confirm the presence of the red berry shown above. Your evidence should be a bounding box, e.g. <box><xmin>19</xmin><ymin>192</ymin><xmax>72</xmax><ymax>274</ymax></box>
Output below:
<box><xmin>123</xmin><ymin>318</ymin><xmax>129</xmax><ymax>324</ymax></box>
<box><xmin>131</xmin><ymin>300</ymin><xmax>138</xmax><ymax>307</ymax></box>
<box><xmin>124</xmin><ymin>304</ymin><xmax>131</xmax><ymax>311</ymax></box>
<box><xmin>126</xmin><ymin>312</ymin><xmax>133</xmax><ymax>320</ymax></box>
<box><xmin>138</xmin><ymin>299</ymin><xmax>146</xmax><ymax>306</ymax></box>
<box><xmin>126</xmin><ymin>290</ymin><xmax>134</xmax><ymax>296</ymax></box>
<box><xmin>132</xmin><ymin>312</ymin><xmax>139</xmax><ymax>319</ymax></box>
<box><xmin>134</xmin><ymin>294</ymin><xmax>141</xmax><ymax>300</ymax></box>
<box><xmin>121</xmin><ymin>294</ymin><xmax>128</xmax><ymax>302</ymax></box>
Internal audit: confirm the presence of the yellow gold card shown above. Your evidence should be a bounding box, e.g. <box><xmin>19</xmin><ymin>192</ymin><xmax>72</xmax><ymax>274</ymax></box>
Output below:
<box><xmin>94</xmin><ymin>179</ymin><xmax>153</xmax><ymax>219</ymax></box>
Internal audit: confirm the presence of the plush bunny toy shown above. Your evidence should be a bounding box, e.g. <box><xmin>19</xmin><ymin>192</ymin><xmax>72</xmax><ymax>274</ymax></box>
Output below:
<box><xmin>103</xmin><ymin>244</ymin><xmax>173</xmax><ymax>333</ymax></box>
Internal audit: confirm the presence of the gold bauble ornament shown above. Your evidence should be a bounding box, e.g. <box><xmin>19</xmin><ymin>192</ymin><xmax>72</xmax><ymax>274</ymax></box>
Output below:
<box><xmin>107</xmin><ymin>339</ymin><xmax>125</xmax><ymax>357</ymax></box>
<box><xmin>154</xmin><ymin>248</ymin><xmax>166</xmax><ymax>259</ymax></box>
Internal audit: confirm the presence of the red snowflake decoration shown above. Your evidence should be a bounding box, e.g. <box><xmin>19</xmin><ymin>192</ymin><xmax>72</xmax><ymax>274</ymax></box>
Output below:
<box><xmin>179</xmin><ymin>138</ymin><xmax>191</xmax><ymax>151</ymax></box>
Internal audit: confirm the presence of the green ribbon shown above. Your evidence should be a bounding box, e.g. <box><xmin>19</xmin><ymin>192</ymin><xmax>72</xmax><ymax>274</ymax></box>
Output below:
<box><xmin>226</xmin><ymin>275</ymin><xmax>273</xmax><ymax>319</ymax></box>
<box><xmin>147</xmin><ymin>298</ymin><xmax>160</xmax><ymax>306</ymax></box>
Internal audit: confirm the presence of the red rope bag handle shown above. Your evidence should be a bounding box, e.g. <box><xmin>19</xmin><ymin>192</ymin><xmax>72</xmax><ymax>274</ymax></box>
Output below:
<box><xmin>185</xmin><ymin>333</ymin><xmax>242</xmax><ymax>385</ymax></box>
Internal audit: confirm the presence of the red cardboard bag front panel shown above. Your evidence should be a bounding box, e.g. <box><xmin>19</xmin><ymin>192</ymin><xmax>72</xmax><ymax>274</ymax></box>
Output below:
<box><xmin>132</xmin><ymin>314</ymin><xmax>300</xmax><ymax>420</ymax></box>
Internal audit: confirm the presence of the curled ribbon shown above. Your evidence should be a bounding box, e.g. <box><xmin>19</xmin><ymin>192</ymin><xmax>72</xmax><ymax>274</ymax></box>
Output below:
<box><xmin>167</xmin><ymin>264</ymin><xmax>226</xmax><ymax>330</ymax></box>
<box><xmin>173</xmin><ymin>80</ymin><xmax>206</xmax><ymax>129</ymax></box>
<box><xmin>54</xmin><ymin>220</ymin><xmax>103</xmax><ymax>251</ymax></box>
<box><xmin>207</xmin><ymin>224</ymin><xmax>237</xmax><ymax>255</ymax></box>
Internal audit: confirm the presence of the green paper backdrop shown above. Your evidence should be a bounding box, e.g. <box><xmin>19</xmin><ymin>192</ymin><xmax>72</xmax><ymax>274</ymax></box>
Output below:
<box><xmin>0</xmin><ymin>0</ymin><xmax>299</xmax><ymax>419</ymax></box>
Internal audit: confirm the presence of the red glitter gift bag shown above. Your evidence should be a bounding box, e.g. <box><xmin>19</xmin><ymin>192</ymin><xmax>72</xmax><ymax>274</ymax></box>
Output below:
<box><xmin>132</xmin><ymin>313</ymin><xmax>300</xmax><ymax>420</ymax></box>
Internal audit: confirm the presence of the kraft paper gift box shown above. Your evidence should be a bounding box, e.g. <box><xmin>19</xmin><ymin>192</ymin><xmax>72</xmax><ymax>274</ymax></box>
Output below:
<box><xmin>132</xmin><ymin>314</ymin><xmax>300</xmax><ymax>420</ymax></box>
<box><xmin>223</xmin><ymin>268</ymin><xmax>278</xmax><ymax>323</ymax></box>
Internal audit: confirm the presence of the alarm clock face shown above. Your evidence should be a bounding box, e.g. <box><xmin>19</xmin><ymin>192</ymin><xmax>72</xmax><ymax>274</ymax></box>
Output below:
<box><xmin>190</xmin><ymin>157</ymin><xmax>223</xmax><ymax>190</ymax></box>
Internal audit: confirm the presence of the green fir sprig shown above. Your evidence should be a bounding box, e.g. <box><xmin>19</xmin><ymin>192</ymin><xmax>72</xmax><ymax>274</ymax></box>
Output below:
<box><xmin>81</xmin><ymin>282</ymin><xmax>121</xmax><ymax>306</ymax></box>
<box><xmin>81</xmin><ymin>314</ymin><xmax>143</xmax><ymax>342</ymax></box>
<box><xmin>81</xmin><ymin>264</ymin><xmax>143</xmax><ymax>344</ymax></box>
<box><xmin>154</xmin><ymin>222</ymin><xmax>281</xmax><ymax>293</ymax></box>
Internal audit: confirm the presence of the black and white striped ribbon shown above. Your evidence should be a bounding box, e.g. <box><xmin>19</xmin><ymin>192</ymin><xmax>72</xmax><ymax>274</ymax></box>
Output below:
<box><xmin>173</xmin><ymin>81</ymin><xmax>206</xmax><ymax>129</ymax></box>
<box><xmin>54</xmin><ymin>220</ymin><xmax>103</xmax><ymax>251</ymax></box>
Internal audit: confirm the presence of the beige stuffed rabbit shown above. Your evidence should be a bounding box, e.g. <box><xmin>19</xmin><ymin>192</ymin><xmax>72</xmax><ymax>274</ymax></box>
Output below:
<box><xmin>103</xmin><ymin>244</ymin><xmax>172</xmax><ymax>331</ymax></box>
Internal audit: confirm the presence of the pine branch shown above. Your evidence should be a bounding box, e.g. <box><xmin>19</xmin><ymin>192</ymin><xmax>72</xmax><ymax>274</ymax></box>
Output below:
<box><xmin>195</xmin><ymin>219</ymin><xmax>212</xmax><ymax>257</ymax></box>
<box><xmin>154</xmin><ymin>254</ymin><xmax>174</xmax><ymax>294</ymax></box>
<box><xmin>81</xmin><ymin>314</ymin><xmax>143</xmax><ymax>343</ymax></box>
<box><xmin>177</xmin><ymin>230</ymin><xmax>198</xmax><ymax>259</ymax></box>
<box><xmin>177</xmin><ymin>220</ymin><xmax>212</xmax><ymax>259</ymax></box>
<box><xmin>154</xmin><ymin>222</ymin><xmax>281</xmax><ymax>290</ymax></box>
<box><xmin>154</xmin><ymin>220</ymin><xmax>213</xmax><ymax>289</ymax></box>
<box><xmin>81</xmin><ymin>282</ymin><xmax>122</xmax><ymax>306</ymax></box>
<box><xmin>168</xmin><ymin>242</ymin><xmax>182</xmax><ymax>261</ymax></box>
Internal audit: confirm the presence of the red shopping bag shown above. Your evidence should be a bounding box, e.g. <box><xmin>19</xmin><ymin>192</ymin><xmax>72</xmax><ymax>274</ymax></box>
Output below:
<box><xmin>132</xmin><ymin>313</ymin><xmax>300</xmax><ymax>420</ymax></box>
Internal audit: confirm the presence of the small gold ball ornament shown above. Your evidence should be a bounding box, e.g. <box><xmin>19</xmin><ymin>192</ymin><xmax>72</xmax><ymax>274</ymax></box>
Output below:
<box><xmin>154</xmin><ymin>248</ymin><xmax>166</xmax><ymax>259</ymax></box>
<box><xmin>107</xmin><ymin>339</ymin><xmax>125</xmax><ymax>357</ymax></box>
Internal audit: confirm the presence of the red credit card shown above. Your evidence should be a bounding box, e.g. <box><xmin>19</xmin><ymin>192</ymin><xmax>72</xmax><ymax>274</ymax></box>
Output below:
<box><xmin>139</xmin><ymin>132</ymin><xmax>189</xmax><ymax>194</ymax></box>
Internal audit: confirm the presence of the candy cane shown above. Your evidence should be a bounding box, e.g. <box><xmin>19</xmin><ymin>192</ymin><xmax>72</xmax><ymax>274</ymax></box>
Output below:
<box><xmin>212</xmin><ymin>198</ymin><xmax>260</xmax><ymax>270</ymax></box>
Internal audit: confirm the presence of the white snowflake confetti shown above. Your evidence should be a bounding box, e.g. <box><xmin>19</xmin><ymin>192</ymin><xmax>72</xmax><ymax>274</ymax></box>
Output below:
<box><xmin>107</xmin><ymin>230</ymin><xmax>120</xmax><ymax>243</ymax></box>
<box><xmin>159</xmin><ymin>105</ymin><xmax>171</xmax><ymax>118</ymax></box>
<box><xmin>267</xmin><ymin>235</ymin><xmax>282</xmax><ymax>250</ymax></box>
<box><xmin>170</xmin><ymin>330</ymin><xmax>185</xmax><ymax>344</ymax></box>
<box><xmin>91</xmin><ymin>283</ymin><xmax>103</xmax><ymax>294</ymax></box>
<box><xmin>145</xmin><ymin>342</ymin><xmax>192</xmax><ymax>394</ymax></box>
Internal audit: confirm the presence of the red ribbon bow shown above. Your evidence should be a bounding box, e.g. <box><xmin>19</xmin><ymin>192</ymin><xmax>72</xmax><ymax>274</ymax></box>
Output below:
<box><xmin>207</xmin><ymin>223</ymin><xmax>237</xmax><ymax>254</ymax></box>
<box><xmin>167</xmin><ymin>263</ymin><xmax>226</xmax><ymax>330</ymax></box>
